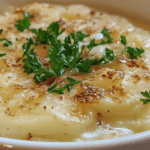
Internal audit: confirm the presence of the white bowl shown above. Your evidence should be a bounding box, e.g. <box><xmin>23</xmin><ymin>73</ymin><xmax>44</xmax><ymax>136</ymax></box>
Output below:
<box><xmin>0</xmin><ymin>0</ymin><xmax>150</xmax><ymax>149</ymax></box>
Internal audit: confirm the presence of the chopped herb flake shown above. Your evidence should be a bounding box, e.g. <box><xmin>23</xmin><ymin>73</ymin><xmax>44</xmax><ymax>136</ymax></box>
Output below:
<box><xmin>103</xmin><ymin>48</ymin><xmax>115</xmax><ymax>64</ymax></box>
<box><xmin>0</xmin><ymin>29</ymin><xmax>3</xmax><ymax>35</ymax></box>
<box><xmin>23</xmin><ymin>48</ymin><xmax>55</xmax><ymax>83</ymax></box>
<box><xmin>48</xmin><ymin>83</ymin><xmax>65</xmax><ymax>94</ymax></box>
<box><xmin>0</xmin><ymin>29</ymin><xmax>12</xmax><ymax>47</ymax></box>
<box><xmin>140</xmin><ymin>90</ymin><xmax>150</xmax><ymax>104</ymax></box>
<box><xmin>15</xmin><ymin>10</ymin><xmax>34</xmax><ymax>32</ymax></box>
<box><xmin>126</xmin><ymin>46</ymin><xmax>144</xmax><ymax>59</ymax></box>
<box><xmin>63</xmin><ymin>77</ymin><xmax>82</xmax><ymax>92</ymax></box>
<box><xmin>121</xmin><ymin>35</ymin><xmax>126</xmax><ymax>46</ymax></box>
<box><xmin>0</xmin><ymin>53</ymin><xmax>6</xmax><ymax>57</ymax></box>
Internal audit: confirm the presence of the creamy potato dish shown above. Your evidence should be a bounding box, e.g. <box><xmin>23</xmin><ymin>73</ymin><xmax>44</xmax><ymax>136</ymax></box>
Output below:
<box><xmin>0</xmin><ymin>3</ymin><xmax>150</xmax><ymax>142</ymax></box>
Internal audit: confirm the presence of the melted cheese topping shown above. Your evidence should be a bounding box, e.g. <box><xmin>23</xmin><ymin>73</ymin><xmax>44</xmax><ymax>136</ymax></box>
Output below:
<box><xmin>0</xmin><ymin>3</ymin><xmax>150</xmax><ymax>142</ymax></box>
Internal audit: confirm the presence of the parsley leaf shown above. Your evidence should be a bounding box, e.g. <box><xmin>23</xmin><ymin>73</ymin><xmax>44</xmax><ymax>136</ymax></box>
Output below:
<box><xmin>121</xmin><ymin>36</ymin><xmax>126</xmax><ymax>46</ymax></box>
<box><xmin>0</xmin><ymin>38</ymin><xmax>12</xmax><ymax>47</ymax></box>
<box><xmin>63</xmin><ymin>77</ymin><xmax>82</xmax><ymax>92</ymax></box>
<box><xmin>48</xmin><ymin>78</ymin><xmax>81</xmax><ymax>94</ymax></box>
<box><xmin>48</xmin><ymin>83</ymin><xmax>65</xmax><ymax>94</ymax></box>
<box><xmin>22</xmin><ymin>38</ymin><xmax>38</xmax><ymax>58</ymax></box>
<box><xmin>103</xmin><ymin>48</ymin><xmax>115</xmax><ymax>64</ymax></box>
<box><xmin>100</xmin><ymin>28</ymin><xmax>113</xmax><ymax>44</ymax></box>
<box><xmin>0</xmin><ymin>29</ymin><xmax>3</xmax><ymax>35</ymax></box>
<box><xmin>48</xmin><ymin>37</ymin><xmax>65</xmax><ymax>77</ymax></box>
<box><xmin>87</xmin><ymin>39</ymin><xmax>99</xmax><ymax>52</ymax></box>
<box><xmin>30</xmin><ymin>28</ymin><xmax>51</xmax><ymax>44</ymax></box>
<box><xmin>74</xmin><ymin>57</ymin><xmax>104</xmax><ymax>73</ymax></box>
<box><xmin>15</xmin><ymin>10</ymin><xmax>34</xmax><ymax>32</ymax></box>
<box><xmin>23</xmin><ymin>48</ymin><xmax>55</xmax><ymax>83</ymax></box>
<box><xmin>76</xmin><ymin>31</ymin><xmax>90</xmax><ymax>41</ymax></box>
<box><xmin>140</xmin><ymin>90</ymin><xmax>150</xmax><ymax>104</ymax></box>
<box><xmin>30</xmin><ymin>22</ymin><xmax>65</xmax><ymax>45</ymax></box>
<box><xmin>50</xmin><ymin>56</ymin><xmax>65</xmax><ymax>77</ymax></box>
<box><xmin>87</xmin><ymin>28</ymin><xmax>113</xmax><ymax>53</ymax></box>
<box><xmin>22</xmin><ymin>43</ymin><xmax>31</xmax><ymax>58</ymax></box>
<box><xmin>126</xmin><ymin>47</ymin><xmax>144</xmax><ymax>59</ymax></box>
<box><xmin>47</xmin><ymin>21</ymin><xmax>65</xmax><ymax>37</ymax></box>
<box><xmin>26</xmin><ymin>37</ymin><xmax>38</xmax><ymax>46</ymax></box>
<box><xmin>0</xmin><ymin>29</ymin><xmax>13</xmax><ymax>47</ymax></box>
<box><xmin>118</xmin><ymin>35</ymin><xmax>145</xmax><ymax>60</ymax></box>
<box><xmin>0</xmin><ymin>53</ymin><xmax>6</xmax><ymax>57</ymax></box>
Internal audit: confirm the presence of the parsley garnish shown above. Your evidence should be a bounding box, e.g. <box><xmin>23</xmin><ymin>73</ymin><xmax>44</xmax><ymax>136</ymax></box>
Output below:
<box><xmin>100</xmin><ymin>28</ymin><xmax>113</xmax><ymax>44</ymax></box>
<box><xmin>48</xmin><ymin>77</ymin><xmax>82</xmax><ymax>94</ymax></box>
<box><xmin>103</xmin><ymin>48</ymin><xmax>115</xmax><ymax>64</ymax></box>
<box><xmin>15</xmin><ymin>10</ymin><xmax>34</xmax><ymax>32</ymax></box>
<box><xmin>0</xmin><ymin>38</ymin><xmax>12</xmax><ymax>47</ymax></box>
<box><xmin>26</xmin><ymin>37</ymin><xmax>38</xmax><ymax>46</ymax></box>
<box><xmin>23</xmin><ymin>48</ymin><xmax>55</xmax><ymax>83</ymax></box>
<box><xmin>87</xmin><ymin>28</ymin><xmax>113</xmax><ymax>53</ymax></box>
<box><xmin>17</xmin><ymin>11</ymin><xmax>145</xmax><ymax>95</ymax></box>
<box><xmin>140</xmin><ymin>90</ymin><xmax>150</xmax><ymax>104</ymax></box>
<box><xmin>87</xmin><ymin>39</ymin><xmax>99</xmax><ymax>52</ymax></box>
<box><xmin>74</xmin><ymin>31</ymin><xmax>90</xmax><ymax>41</ymax></box>
<box><xmin>63</xmin><ymin>77</ymin><xmax>82</xmax><ymax>92</ymax></box>
<box><xmin>30</xmin><ymin>22</ymin><xmax>65</xmax><ymax>45</ymax></box>
<box><xmin>126</xmin><ymin>47</ymin><xmax>144</xmax><ymax>59</ymax></box>
<box><xmin>22</xmin><ymin>43</ymin><xmax>31</xmax><ymax>58</ymax></box>
<box><xmin>23</xmin><ymin>22</ymin><xmax>117</xmax><ymax>84</ymax></box>
<box><xmin>121</xmin><ymin>36</ymin><xmax>126</xmax><ymax>46</ymax></box>
<box><xmin>48</xmin><ymin>83</ymin><xmax>65</xmax><ymax>94</ymax></box>
<box><xmin>0</xmin><ymin>29</ymin><xmax>12</xmax><ymax>47</ymax></box>
<box><xmin>120</xmin><ymin>36</ymin><xmax>144</xmax><ymax>59</ymax></box>
<box><xmin>0</xmin><ymin>29</ymin><xmax>3</xmax><ymax>35</ymax></box>
<box><xmin>0</xmin><ymin>53</ymin><xmax>6</xmax><ymax>57</ymax></box>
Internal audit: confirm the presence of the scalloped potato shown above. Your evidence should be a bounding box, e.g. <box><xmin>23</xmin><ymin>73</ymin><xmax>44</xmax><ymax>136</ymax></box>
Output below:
<box><xmin>0</xmin><ymin>3</ymin><xmax>150</xmax><ymax>142</ymax></box>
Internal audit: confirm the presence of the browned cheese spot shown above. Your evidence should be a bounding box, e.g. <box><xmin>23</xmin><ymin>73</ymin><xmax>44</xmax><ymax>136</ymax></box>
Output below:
<box><xmin>74</xmin><ymin>83</ymin><xmax>105</xmax><ymax>103</ymax></box>
<box><xmin>43</xmin><ymin>106</ymin><xmax>47</xmax><ymax>110</ymax></box>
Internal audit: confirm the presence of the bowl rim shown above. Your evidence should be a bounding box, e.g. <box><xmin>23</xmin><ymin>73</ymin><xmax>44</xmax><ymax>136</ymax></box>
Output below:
<box><xmin>0</xmin><ymin>130</ymin><xmax>150</xmax><ymax>149</ymax></box>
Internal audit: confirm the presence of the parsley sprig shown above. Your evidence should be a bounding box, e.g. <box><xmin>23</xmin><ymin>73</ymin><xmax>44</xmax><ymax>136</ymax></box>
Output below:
<box><xmin>21</xmin><ymin>22</ymin><xmax>146</xmax><ymax>95</ymax></box>
<box><xmin>23</xmin><ymin>48</ymin><xmax>55</xmax><ymax>83</ymax></box>
<box><xmin>21</xmin><ymin>22</ymin><xmax>124</xmax><ymax>86</ymax></box>
<box><xmin>19</xmin><ymin>11</ymin><xmax>145</xmax><ymax>95</ymax></box>
<box><xmin>48</xmin><ymin>77</ymin><xmax>82</xmax><ymax>94</ymax></box>
<box><xmin>140</xmin><ymin>90</ymin><xmax>150</xmax><ymax>104</ymax></box>
<box><xmin>63</xmin><ymin>77</ymin><xmax>82</xmax><ymax>92</ymax></box>
<box><xmin>48</xmin><ymin>83</ymin><xmax>65</xmax><ymax>94</ymax></box>
<box><xmin>0</xmin><ymin>53</ymin><xmax>6</xmax><ymax>57</ymax></box>
<box><xmin>48</xmin><ymin>26</ymin><xmax>113</xmax><ymax>76</ymax></box>
<box><xmin>0</xmin><ymin>29</ymin><xmax>3</xmax><ymax>35</ymax></box>
<box><xmin>103</xmin><ymin>48</ymin><xmax>115</xmax><ymax>64</ymax></box>
<box><xmin>120</xmin><ymin>36</ymin><xmax>144</xmax><ymax>59</ymax></box>
<box><xmin>87</xmin><ymin>28</ymin><xmax>113</xmax><ymax>52</ymax></box>
<box><xmin>15</xmin><ymin>10</ymin><xmax>34</xmax><ymax>32</ymax></box>
<box><xmin>0</xmin><ymin>29</ymin><xmax>12</xmax><ymax>47</ymax></box>
<box><xmin>30</xmin><ymin>22</ymin><xmax>65</xmax><ymax>45</ymax></box>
